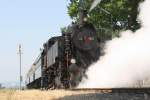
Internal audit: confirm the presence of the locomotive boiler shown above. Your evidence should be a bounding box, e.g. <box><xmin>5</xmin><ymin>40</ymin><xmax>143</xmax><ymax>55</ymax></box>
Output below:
<box><xmin>26</xmin><ymin>10</ymin><xmax>100</xmax><ymax>89</ymax></box>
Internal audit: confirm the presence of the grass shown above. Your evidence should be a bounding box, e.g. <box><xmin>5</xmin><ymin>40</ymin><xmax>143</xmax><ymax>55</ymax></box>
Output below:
<box><xmin>0</xmin><ymin>89</ymin><xmax>96</xmax><ymax>100</ymax></box>
<box><xmin>0</xmin><ymin>89</ymin><xmax>16</xmax><ymax>100</ymax></box>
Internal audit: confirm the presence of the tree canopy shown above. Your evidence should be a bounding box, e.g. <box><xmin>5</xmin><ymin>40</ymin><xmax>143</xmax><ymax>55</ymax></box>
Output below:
<box><xmin>67</xmin><ymin>0</ymin><xmax>144</xmax><ymax>41</ymax></box>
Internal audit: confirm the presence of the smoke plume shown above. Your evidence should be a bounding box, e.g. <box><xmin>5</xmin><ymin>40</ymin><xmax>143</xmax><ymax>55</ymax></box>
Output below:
<box><xmin>89</xmin><ymin>0</ymin><xmax>102</xmax><ymax>12</ymax></box>
<box><xmin>78</xmin><ymin>0</ymin><xmax>150</xmax><ymax>88</ymax></box>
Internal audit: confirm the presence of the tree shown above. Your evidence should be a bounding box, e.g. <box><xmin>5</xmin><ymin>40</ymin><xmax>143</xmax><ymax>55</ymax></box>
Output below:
<box><xmin>67</xmin><ymin>0</ymin><xmax>144</xmax><ymax>41</ymax></box>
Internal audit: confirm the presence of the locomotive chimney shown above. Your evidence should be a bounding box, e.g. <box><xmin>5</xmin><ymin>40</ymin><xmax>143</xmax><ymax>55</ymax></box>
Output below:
<box><xmin>79</xmin><ymin>10</ymin><xmax>88</xmax><ymax>26</ymax></box>
<box><xmin>77</xmin><ymin>0</ymin><xmax>88</xmax><ymax>26</ymax></box>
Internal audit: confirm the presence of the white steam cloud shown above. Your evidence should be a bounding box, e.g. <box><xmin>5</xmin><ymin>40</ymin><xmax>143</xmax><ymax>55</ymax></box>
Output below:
<box><xmin>78</xmin><ymin>0</ymin><xmax>150</xmax><ymax>88</ymax></box>
<box><xmin>90</xmin><ymin>0</ymin><xmax>102</xmax><ymax>12</ymax></box>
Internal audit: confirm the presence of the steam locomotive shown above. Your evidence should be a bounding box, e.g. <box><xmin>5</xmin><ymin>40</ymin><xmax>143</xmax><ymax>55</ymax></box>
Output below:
<box><xmin>25</xmin><ymin>11</ymin><xmax>100</xmax><ymax>89</ymax></box>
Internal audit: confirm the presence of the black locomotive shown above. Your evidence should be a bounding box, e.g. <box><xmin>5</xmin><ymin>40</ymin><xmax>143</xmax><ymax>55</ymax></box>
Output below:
<box><xmin>26</xmin><ymin>11</ymin><xmax>100</xmax><ymax>89</ymax></box>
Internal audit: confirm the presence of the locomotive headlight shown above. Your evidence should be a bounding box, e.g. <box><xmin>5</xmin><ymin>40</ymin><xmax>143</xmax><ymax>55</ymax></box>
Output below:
<box><xmin>83</xmin><ymin>17</ymin><xmax>88</xmax><ymax>22</ymax></box>
<box><xmin>71</xmin><ymin>59</ymin><xmax>76</xmax><ymax>64</ymax></box>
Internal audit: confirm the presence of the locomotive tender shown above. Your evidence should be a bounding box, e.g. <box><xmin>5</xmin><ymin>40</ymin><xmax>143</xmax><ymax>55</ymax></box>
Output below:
<box><xmin>26</xmin><ymin>11</ymin><xmax>100</xmax><ymax>89</ymax></box>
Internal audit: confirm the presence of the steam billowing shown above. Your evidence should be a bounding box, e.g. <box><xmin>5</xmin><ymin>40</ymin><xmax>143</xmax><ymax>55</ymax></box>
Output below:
<box><xmin>89</xmin><ymin>0</ymin><xmax>101</xmax><ymax>12</ymax></box>
<box><xmin>78</xmin><ymin>0</ymin><xmax>150</xmax><ymax>88</ymax></box>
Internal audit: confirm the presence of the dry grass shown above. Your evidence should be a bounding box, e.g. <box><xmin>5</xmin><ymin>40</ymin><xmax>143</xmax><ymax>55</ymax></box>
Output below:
<box><xmin>0</xmin><ymin>89</ymin><xmax>97</xmax><ymax>100</ymax></box>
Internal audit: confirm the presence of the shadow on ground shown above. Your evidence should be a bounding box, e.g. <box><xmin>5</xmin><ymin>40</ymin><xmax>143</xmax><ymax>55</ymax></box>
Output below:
<box><xmin>56</xmin><ymin>92</ymin><xmax>150</xmax><ymax>100</ymax></box>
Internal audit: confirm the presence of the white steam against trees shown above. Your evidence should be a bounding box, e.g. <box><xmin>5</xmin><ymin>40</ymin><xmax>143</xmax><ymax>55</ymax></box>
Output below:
<box><xmin>89</xmin><ymin>0</ymin><xmax>102</xmax><ymax>12</ymax></box>
<box><xmin>78</xmin><ymin>0</ymin><xmax>150</xmax><ymax>88</ymax></box>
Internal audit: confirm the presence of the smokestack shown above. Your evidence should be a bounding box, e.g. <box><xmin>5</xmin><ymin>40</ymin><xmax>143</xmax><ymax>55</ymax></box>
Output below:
<box><xmin>79</xmin><ymin>10</ymin><xmax>88</xmax><ymax>26</ymax></box>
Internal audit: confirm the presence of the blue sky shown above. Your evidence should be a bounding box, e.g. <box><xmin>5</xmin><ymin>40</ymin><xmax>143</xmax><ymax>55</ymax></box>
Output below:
<box><xmin>0</xmin><ymin>0</ymin><xmax>71</xmax><ymax>85</ymax></box>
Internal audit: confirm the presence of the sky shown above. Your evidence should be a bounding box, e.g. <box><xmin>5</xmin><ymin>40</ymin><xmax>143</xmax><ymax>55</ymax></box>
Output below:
<box><xmin>0</xmin><ymin>0</ymin><xmax>71</xmax><ymax>86</ymax></box>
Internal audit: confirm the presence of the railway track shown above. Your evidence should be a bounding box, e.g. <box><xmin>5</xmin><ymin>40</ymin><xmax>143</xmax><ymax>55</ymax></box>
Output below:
<box><xmin>71</xmin><ymin>87</ymin><xmax>150</xmax><ymax>93</ymax></box>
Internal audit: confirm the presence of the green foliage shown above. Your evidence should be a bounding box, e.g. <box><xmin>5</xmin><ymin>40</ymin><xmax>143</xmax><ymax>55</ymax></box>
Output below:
<box><xmin>61</xmin><ymin>27</ymin><xmax>68</xmax><ymax>33</ymax></box>
<box><xmin>67</xmin><ymin>0</ymin><xmax>79</xmax><ymax>19</ymax></box>
<box><xmin>67</xmin><ymin>0</ymin><xmax>144</xmax><ymax>40</ymax></box>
